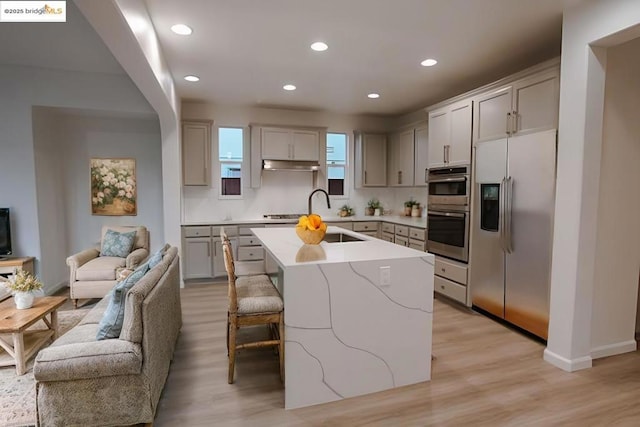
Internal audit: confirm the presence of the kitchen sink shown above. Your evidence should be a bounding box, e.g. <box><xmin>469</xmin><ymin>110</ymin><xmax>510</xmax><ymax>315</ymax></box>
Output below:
<box><xmin>323</xmin><ymin>233</ymin><xmax>365</xmax><ymax>243</ymax></box>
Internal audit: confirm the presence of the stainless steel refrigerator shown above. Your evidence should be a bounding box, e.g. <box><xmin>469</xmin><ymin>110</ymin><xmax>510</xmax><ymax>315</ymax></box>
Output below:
<box><xmin>470</xmin><ymin>129</ymin><xmax>556</xmax><ymax>339</ymax></box>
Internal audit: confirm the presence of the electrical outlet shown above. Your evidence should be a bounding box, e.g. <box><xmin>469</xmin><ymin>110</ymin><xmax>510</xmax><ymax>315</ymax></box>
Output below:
<box><xmin>379</xmin><ymin>266</ymin><xmax>391</xmax><ymax>287</ymax></box>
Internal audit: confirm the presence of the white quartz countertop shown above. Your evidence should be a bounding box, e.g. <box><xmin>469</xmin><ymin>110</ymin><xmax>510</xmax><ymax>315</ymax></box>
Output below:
<box><xmin>182</xmin><ymin>214</ymin><xmax>427</xmax><ymax>228</ymax></box>
<box><xmin>252</xmin><ymin>226</ymin><xmax>432</xmax><ymax>268</ymax></box>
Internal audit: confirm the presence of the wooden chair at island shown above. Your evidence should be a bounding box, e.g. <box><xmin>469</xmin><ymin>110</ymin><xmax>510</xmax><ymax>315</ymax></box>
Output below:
<box><xmin>221</xmin><ymin>236</ymin><xmax>284</xmax><ymax>384</ymax></box>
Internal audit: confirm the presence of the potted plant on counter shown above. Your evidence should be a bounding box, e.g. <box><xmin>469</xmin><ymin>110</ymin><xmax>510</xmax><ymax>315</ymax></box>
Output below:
<box><xmin>366</xmin><ymin>198</ymin><xmax>382</xmax><ymax>216</ymax></box>
<box><xmin>338</xmin><ymin>204</ymin><xmax>355</xmax><ymax>217</ymax></box>
<box><xmin>404</xmin><ymin>198</ymin><xmax>417</xmax><ymax>216</ymax></box>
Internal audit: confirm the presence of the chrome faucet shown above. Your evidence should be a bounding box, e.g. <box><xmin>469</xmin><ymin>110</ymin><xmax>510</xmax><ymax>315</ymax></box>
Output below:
<box><xmin>308</xmin><ymin>188</ymin><xmax>331</xmax><ymax>215</ymax></box>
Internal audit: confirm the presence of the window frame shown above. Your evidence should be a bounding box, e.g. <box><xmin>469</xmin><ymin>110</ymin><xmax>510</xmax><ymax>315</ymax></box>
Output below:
<box><xmin>326</xmin><ymin>132</ymin><xmax>349</xmax><ymax>199</ymax></box>
<box><xmin>216</xmin><ymin>126</ymin><xmax>245</xmax><ymax>199</ymax></box>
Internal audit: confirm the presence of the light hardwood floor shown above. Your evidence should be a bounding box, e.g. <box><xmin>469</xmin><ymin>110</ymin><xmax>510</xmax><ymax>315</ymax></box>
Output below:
<box><xmin>154</xmin><ymin>283</ymin><xmax>640</xmax><ymax>426</ymax></box>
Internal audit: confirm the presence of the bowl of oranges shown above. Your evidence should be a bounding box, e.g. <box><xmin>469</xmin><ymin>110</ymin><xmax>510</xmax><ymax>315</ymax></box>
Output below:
<box><xmin>295</xmin><ymin>214</ymin><xmax>327</xmax><ymax>244</ymax></box>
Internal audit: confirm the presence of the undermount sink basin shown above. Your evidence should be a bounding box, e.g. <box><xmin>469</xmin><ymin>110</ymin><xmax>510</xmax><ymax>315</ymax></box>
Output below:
<box><xmin>323</xmin><ymin>233</ymin><xmax>365</xmax><ymax>243</ymax></box>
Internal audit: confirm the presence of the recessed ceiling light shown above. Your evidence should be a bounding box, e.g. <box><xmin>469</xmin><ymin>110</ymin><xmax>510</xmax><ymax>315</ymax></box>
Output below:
<box><xmin>421</xmin><ymin>58</ymin><xmax>438</xmax><ymax>67</ymax></box>
<box><xmin>367</xmin><ymin>93</ymin><xmax>380</xmax><ymax>99</ymax></box>
<box><xmin>283</xmin><ymin>84</ymin><xmax>297</xmax><ymax>91</ymax></box>
<box><xmin>310</xmin><ymin>41</ymin><xmax>328</xmax><ymax>52</ymax></box>
<box><xmin>171</xmin><ymin>24</ymin><xmax>192</xmax><ymax>35</ymax></box>
<box><xmin>184</xmin><ymin>75</ymin><xmax>200</xmax><ymax>82</ymax></box>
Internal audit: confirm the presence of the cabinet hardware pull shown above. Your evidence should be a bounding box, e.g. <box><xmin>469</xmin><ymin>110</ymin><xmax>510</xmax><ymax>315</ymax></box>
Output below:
<box><xmin>441</xmin><ymin>268</ymin><xmax>445</xmax><ymax>272</ymax></box>
<box><xmin>398</xmin><ymin>171</ymin><xmax>402</xmax><ymax>184</ymax></box>
<box><xmin>511</xmin><ymin>110</ymin><xmax>518</xmax><ymax>134</ymax></box>
<box><xmin>364</xmin><ymin>171</ymin><xmax>367</xmax><ymax>184</ymax></box>
<box><xmin>506</xmin><ymin>112</ymin><xmax>512</xmax><ymax>135</ymax></box>
<box><xmin>425</xmin><ymin>168</ymin><xmax>428</xmax><ymax>183</ymax></box>
<box><xmin>443</xmin><ymin>146</ymin><xmax>446</xmax><ymax>163</ymax></box>
<box><xmin>441</xmin><ymin>285</ymin><xmax>445</xmax><ymax>290</ymax></box>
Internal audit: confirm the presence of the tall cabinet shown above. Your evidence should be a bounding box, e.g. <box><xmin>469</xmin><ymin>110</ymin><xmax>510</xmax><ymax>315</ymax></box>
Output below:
<box><xmin>182</xmin><ymin>120</ymin><xmax>212</xmax><ymax>186</ymax></box>
<box><xmin>354</xmin><ymin>132</ymin><xmax>387</xmax><ymax>187</ymax></box>
<box><xmin>387</xmin><ymin>129</ymin><xmax>415</xmax><ymax>187</ymax></box>
<box><xmin>427</xmin><ymin>99</ymin><xmax>473</xmax><ymax>168</ymax></box>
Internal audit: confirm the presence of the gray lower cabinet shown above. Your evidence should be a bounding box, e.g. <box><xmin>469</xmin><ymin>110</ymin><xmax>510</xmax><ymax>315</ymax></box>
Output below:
<box><xmin>183</xmin><ymin>226</ymin><xmax>213</xmax><ymax>279</ymax></box>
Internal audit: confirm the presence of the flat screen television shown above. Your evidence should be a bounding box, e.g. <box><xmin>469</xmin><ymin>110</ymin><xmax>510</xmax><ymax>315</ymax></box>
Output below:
<box><xmin>0</xmin><ymin>208</ymin><xmax>12</xmax><ymax>258</ymax></box>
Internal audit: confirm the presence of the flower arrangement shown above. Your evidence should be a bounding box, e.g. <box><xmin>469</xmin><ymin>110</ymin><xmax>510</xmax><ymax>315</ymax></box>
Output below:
<box><xmin>404</xmin><ymin>198</ymin><xmax>420</xmax><ymax>216</ymax></box>
<box><xmin>91</xmin><ymin>161</ymin><xmax>136</xmax><ymax>211</ymax></box>
<box><xmin>338</xmin><ymin>204</ymin><xmax>355</xmax><ymax>217</ymax></box>
<box><xmin>2</xmin><ymin>269</ymin><xmax>43</xmax><ymax>293</ymax></box>
<box><xmin>365</xmin><ymin>198</ymin><xmax>382</xmax><ymax>216</ymax></box>
<box><xmin>296</xmin><ymin>214</ymin><xmax>327</xmax><ymax>244</ymax></box>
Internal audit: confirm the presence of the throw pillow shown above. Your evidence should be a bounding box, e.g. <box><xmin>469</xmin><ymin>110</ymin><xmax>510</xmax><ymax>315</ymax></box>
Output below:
<box><xmin>101</xmin><ymin>229</ymin><xmax>137</xmax><ymax>258</ymax></box>
<box><xmin>147</xmin><ymin>245</ymin><xmax>167</xmax><ymax>269</ymax></box>
<box><xmin>96</xmin><ymin>261</ymin><xmax>150</xmax><ymax>340</ymax></box>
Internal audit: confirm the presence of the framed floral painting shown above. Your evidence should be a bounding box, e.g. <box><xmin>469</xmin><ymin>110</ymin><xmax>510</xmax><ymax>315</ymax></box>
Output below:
<box><xmin>90</xmin><ymin>158</ymin><xmax>137</xmax><ymax>216</ymax></box>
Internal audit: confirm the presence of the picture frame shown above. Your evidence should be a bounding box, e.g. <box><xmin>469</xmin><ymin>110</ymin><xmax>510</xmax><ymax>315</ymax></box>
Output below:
<box><xmin>90</xmin><ymin>158</ymin><xmax>137</xmax><ymax>216</ymax></box>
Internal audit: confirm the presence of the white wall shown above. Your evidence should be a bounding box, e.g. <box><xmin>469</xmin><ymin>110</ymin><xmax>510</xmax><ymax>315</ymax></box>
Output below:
<box><xmin>181</xmin><ymin>102</ymin><xmax>427</xmax><ymax>222</ymax></box>
<box><xmin>0</xmin><ymin>65</ymin><xmax>155</xmax><ymax>287</ymax></box>
<box><xmin>545</xmin><ymin>0</ymin><xmax>640</xmax><ymax>372</ymax></box>
<box><xmin>589</xmin><ymin>37</ymin><xmax>640</xmax><ymax>357</ymax></box>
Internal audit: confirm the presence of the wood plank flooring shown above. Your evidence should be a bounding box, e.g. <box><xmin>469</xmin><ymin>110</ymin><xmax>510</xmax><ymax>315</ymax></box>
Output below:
<box><xmin>155</xmin><ymin>283</ymin><xmax>640</xmax><ymax>426</ymax></box>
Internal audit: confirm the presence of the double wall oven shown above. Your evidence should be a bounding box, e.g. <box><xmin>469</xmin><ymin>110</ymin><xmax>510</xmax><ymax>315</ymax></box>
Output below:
<box><xmin>427</xmin><ymin>165</ymin><xmax>470</xmax><ymax>263</ymax></box>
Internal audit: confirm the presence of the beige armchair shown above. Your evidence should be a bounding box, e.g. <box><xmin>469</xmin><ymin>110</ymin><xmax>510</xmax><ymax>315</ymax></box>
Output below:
<box><xmin>67</xmin><ymin>225</ymin><xmax>149</xmax><ymax>308</ymax></box>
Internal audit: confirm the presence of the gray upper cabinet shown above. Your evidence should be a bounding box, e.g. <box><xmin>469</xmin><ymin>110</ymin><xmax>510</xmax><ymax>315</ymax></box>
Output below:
<box><xmin>473</xmin><ymin>67</ymin><xmax>559</xmax><ymax>144</ymax></box>
<box><xmin>182</xmin><ymin>120</ymin><xmax>212</xmax><ymax>186</ymax></box>
<box><xmin>355</xmin><ymin>131</ymin><xmax>387</xmax><ymax>187</ymax></box>
<box><xmin>413</xmin><ymin>124</ymin><xmax>429</xmax><ymax>186</ymax></box>
<box><xmin>261</xmin><ymin>127</ymin><xmax>320</xmax><ymax>161</ymax></box>
<box><xmin>388</xmin><ymin>129</ymin><xmax>415</xmax><ymax>187</ymax></box>
<box><xmin>428</xmin><ymin>99</ymin><xmax>472</xmax><ymax>168</ymax></box>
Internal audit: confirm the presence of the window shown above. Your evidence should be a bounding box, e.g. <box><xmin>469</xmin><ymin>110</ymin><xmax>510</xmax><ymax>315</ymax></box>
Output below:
<box><xmin>218</xmin><ymin>127</ymin><xmax>243</xmax><ymax>197</ymax></box>
<box><xmin>326</xmin><ymin>133</ymin><xmax>347</xmax><ymax>196</ymax></box>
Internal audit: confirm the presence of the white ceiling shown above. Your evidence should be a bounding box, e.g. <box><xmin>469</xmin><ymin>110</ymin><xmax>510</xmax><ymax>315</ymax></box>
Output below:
<box><xmin>0</xmin><ymin>1</ymin><xmax>124</xmax><ymax>75</ymax></box>
<box><xmin>145</xmin><ymin>0</ymin><xmax>564</xmax><ymax>116</ymax></box>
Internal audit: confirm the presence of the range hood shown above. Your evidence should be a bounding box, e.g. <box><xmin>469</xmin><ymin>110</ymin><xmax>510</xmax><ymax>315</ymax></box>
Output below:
<box><xmin>262</xmin><ymin>159</ymin><xmax>320</xmax><ymax>171</ymax></box>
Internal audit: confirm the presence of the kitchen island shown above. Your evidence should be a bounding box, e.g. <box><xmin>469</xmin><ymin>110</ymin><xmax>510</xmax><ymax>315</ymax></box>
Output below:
<box><xmin>252</xmin><ymin>226</ymin><xmax>434</xmax><ymax>409</ymax></box>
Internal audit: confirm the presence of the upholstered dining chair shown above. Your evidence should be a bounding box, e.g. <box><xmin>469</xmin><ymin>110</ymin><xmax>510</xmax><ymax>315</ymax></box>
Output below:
<box><xmin>222</xmin><ymin>236</ymin><xmax>284</xmax><ymax>384</ymax></box>
<box><xmin>67</xmin><ymin>225</ymin><xmax>149</xmax><ymax>308</ymax></box>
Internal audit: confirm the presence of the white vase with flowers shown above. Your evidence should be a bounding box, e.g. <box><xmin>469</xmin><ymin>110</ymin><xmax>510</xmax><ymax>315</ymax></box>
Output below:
<box><xmin>1</xmin><ymin>269</ymin><xmax>44</xmax><ymax>309</ymax></box>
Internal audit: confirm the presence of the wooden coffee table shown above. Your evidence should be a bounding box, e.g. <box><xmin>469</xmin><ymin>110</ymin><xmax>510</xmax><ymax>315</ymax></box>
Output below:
<box><xmin>0</xmin><ymin>296</ymin><xmax>67</xmax><ymax>375</ymax></box>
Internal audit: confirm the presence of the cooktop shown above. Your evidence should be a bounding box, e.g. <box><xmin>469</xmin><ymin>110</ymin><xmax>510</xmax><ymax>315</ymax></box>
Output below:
<box><xmin>263</xmin><ymin>213</ymin><xmax>305</xmax><ymax>219</ymax></box>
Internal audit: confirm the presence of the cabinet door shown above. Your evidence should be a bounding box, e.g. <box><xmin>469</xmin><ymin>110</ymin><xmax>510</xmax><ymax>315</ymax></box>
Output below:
<box><xmin>212</xmin><ymin>239</ymin><xmax>227</xmax><ymax>277</ymax></box>
<box><xmin>387</xmin><ymin>132</ymin><xmax>400</xmax><ymax>185</ymax></box>
<box><xmin>513</xmin><ymin>69</ymin><xmax>559</xmax><ymax>136</ymax></box>
<box><xmin>182</xmin><ymin>122</ymin><xmax>211</xmax><ymax>186</ymax></box>
<box><xmin>473</xmin><ymin>86</ymin><xmax>512</xmax><ymax>143</ymax></box>
<box><xmin>291</xmin><ymin>130</ymin><xmax>319</xmax><ymax>160</ymax></box>
<box><xmin>413</xmin><ymin>125</ymin><xmax>429</xmax><ymax>186</ymax></box>
<box><xmin>261</xmin><ymin>128</ymin><xmax>292</xmax><ymax>160</ymax></box>
<box><xmin>183</xmin><ymin>238</ymin><xmax>212</xmax><ymax>279</ymax></box>
<box><xmin>448</xmin><ymin>99</ymin><xmax>473</xmax><ymax>166</ymax></box>
<box><xmin>395</xmin><ymin>129</ymin><xmax>415</xmax><ymax>186</ymax></box>
<box><xmin>362</xmin><ymin>133</ymin><xmax>387</xmax><ymax>186</ymax></box>
<box><xmin>428</xmin><ymin>109</ymin><xmax>448</xmax><ymax>168</ymax></box>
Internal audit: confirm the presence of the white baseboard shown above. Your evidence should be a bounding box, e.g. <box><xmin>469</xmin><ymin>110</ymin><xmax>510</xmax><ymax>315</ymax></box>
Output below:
<box><xmin>591</xmin><ymin>340</ymin><xmax>637</xmax><ymax>359</ymax></box>
<box><xmin>45</xmin><ymin>280</ymin><xmax>68</xmax><ymax>296</ymax></box>
<box><xmin>543</xmin><ymin>348</ymin><xmax>592</xmax><ymax>372</ymax></box>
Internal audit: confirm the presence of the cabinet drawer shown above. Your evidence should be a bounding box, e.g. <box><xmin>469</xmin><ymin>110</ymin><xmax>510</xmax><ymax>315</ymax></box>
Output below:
<box><xmin>434</xmin><ymin>275</ymin><xmax>467</xmax><ymax>304</ymax></box>
<box><xmin>409</xmin><ymin>227</ymin><xmax>426</xmax><ymax>241</ymax></box>
<box><xmin>409</xmin><ymin>240</ymin><xmax>425</xmax><ymax>251</ymax></box>
<box><xmin>238</xmin><ymin>236</ymin><xmax>261</xmax><ymax>246</ymax></box>
<box><xmin>237</xmin><ymin>247</ymin><xmax>265</xmax><ymax>261</ymax></box>
<box><xmin>213</xmin><ymin>226</ymin><xmax>237</xmax><ymax>237</ymax></box>
<box><xmin>239</xmin><ymin>225</ymin><xmax>264</xmax><ymax>235</ymax></box>
<box><xmin>326</xmin><ymin>222</ymin><xmax>353</xmax><ymax>230</ymax></box>
<box><xmin>395</xmin><ymin>236</ymin><xmax>409</xmax><ymax>247</ymax></box>
<box><xmin>184</xmin><ymin>226</ymin><xmax>211</xmax><ymax>238</ymax></box>
<box><xmin>381</xmin><ymin>222</ymin><xmax>395</xmax><ymax>233</ymax></box>
<box><xmin>395</xmin><ymin>225</ymin><xmax>409</xmax><ymax>237</ymax></box>
<box><xmin>435</xmin><ymin>257</ymin><xmax>468</xmax><ymax>285</ymax></box>
<box><xmin>353</xmin><ymin>222</ymin><xmax>378</xmax><ymax>232</ymax></box>
<box><xmin>380</xmin><ymin>232</ymin><xmax>394</xmax><ymax>242</ymax></box>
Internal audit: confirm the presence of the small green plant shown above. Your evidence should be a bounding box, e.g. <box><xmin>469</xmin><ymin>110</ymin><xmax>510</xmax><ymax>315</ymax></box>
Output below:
<box><xmin>339</xmin><ymin>204</ymin><xmax>354</xmax><ymax>217</ymax></box>
<box><xmin>3</xmin><ymin>269</ymin><xmax>43</xmax><ymax>293</ymax></box>
<box><xmin>404</xmin><ymin>197</ymin><xmax>418</xmax><ymax>208</ymax></box>
<box><xmin>367</xmin><ymin>198</ymin><xmax>381</xmax><ymax>209</ymax></box>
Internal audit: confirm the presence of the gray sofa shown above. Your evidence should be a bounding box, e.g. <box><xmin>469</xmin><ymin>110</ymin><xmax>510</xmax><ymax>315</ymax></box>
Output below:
<box><xmin>34</xmin><ymin>246</ymin><xmax>182</xmax><ymax>427</ymax></box>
